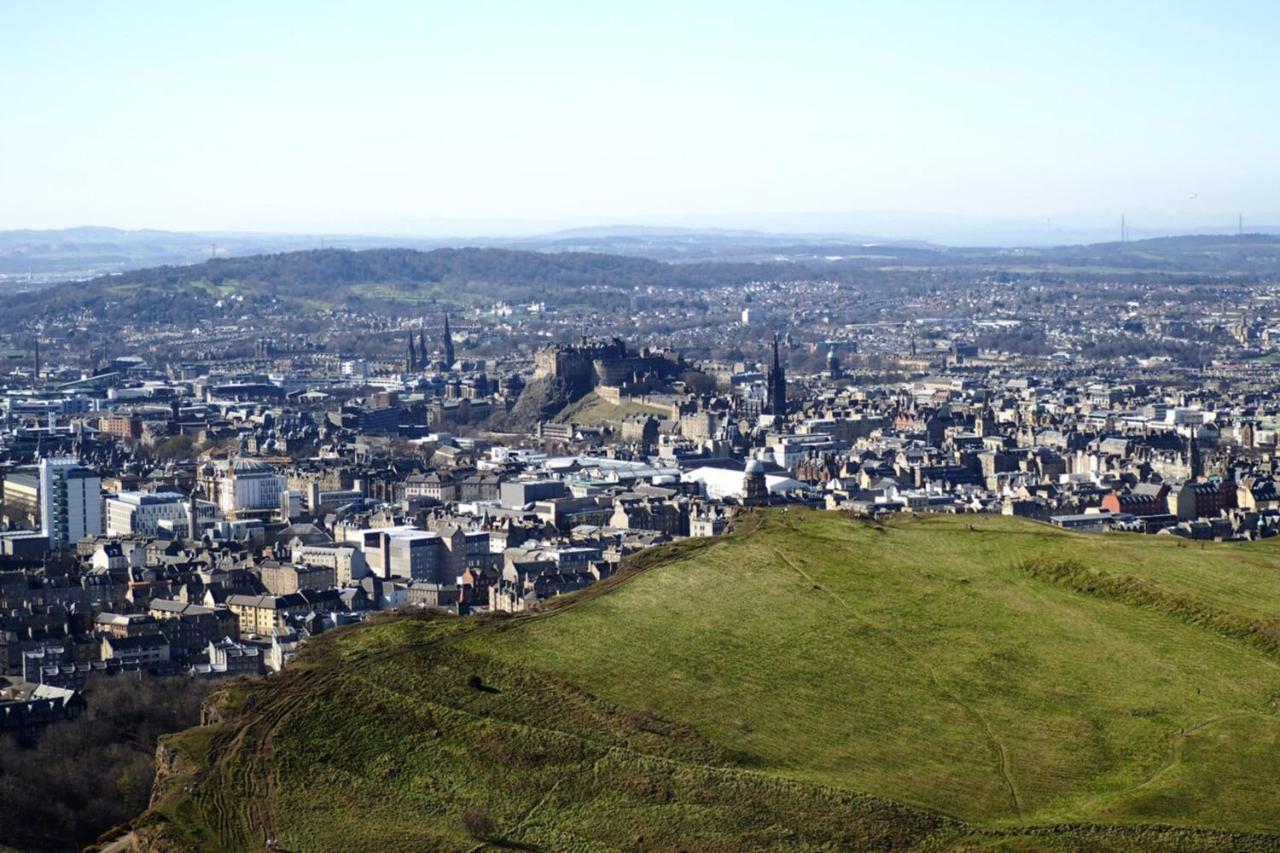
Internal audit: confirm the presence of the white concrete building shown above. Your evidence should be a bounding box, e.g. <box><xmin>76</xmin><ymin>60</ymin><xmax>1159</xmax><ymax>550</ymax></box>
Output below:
<box><xmin>219</xmin><ymin>460</ymin><xmax>286</xmax><ymax>519</ymax></box>
<box><xmin>105</xmin><ymin>491</ymin><xmax>188</xmax><ymax>536</ymax></box>
<box><xmin>38</xmin><ymin>458</ymin><xmax>101</xmax><ymax>547</ymax></box>
<box><xmin>681</xmin><ymin>464</ymin><xmax>806</xmax><ymax>501</ymax></box>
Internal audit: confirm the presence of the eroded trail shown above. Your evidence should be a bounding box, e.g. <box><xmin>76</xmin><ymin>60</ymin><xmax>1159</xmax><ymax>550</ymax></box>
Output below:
<box><xmin>196</xmin><ymin>638</ymin><xmax>423</xmax><ymax>849</ymax></box>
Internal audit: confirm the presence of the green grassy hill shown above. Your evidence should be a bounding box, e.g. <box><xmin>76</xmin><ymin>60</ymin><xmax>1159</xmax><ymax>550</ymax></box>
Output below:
<box><xmin>554</xmin><ymin>391</ymin><xmax>672</xmax><ymax>428</ymax></box>
<box><xmin>121</xmin><ymin>511</ymin><xmax>1280</xmax><ymax>851</ymax></box>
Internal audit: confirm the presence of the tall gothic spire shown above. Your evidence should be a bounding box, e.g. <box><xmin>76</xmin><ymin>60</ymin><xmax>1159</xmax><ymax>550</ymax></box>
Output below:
<box><xmin>767</xmin><ymin>333</ymin><xmax>786</xmax><ymax>417</ymax></box>
<box><xmin>442</xmin><ymin>312</ymin><xmax>456</xmax><ymax>367</ymax></box>
<box><xmin>407</xmin><ymin>332</ymin><xmax>417</xmax><ymax>373</ymax></box>
<box><xmin>1188</xmin><ymin>429</ymin><xmax>1203</xmax><ymax>481</ymax></box>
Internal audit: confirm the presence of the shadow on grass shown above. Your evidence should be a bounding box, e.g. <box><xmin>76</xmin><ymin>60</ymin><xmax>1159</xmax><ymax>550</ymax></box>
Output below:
<box><xmin>483</xmin><ymin>837</ymin><xmax>542</xmax><ymax>851</ymax></box>
<box><xmin>468</xmin><ymin>674</ymin><xmax>502</xmax><ymax>693</ymax></box>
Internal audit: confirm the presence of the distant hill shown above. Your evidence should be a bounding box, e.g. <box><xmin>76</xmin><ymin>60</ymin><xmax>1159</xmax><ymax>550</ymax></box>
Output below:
<box><xmin>116</xmin><ymin>510</ymin><xmax>1280</xmax><ymax>851</ymax></box>
<box><xmin>10</xmin><ymin>234</ymin><xmax>1280</xmax><ymax>324</ymax></box>
<box><xmin>0</xmin><ymin>227</ymin><xmax>457</xmax><ymax>278</ymax></box>
<box><xmin>7</xmin><ymin>247</ymin><xmax>820</xmax><ymax>323</ymax></box>
<box><xmin>0</xmin><ymin>226</ymin><xmax>212</xmax><ymax>277</ymax></box>
<box><xmin>5</xmin><ymin>224</ymin><xmax>1280</xmax><ymax>286</ymax></box>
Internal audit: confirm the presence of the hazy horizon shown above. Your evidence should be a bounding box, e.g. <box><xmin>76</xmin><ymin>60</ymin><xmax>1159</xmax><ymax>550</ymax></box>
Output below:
<box><xmin>3</xmin><ymin>2</ymin><xmax>1277</xmax><ymax>236</ymax></box>
<box><xmin>7</xmin><ymin>208</ymin><xmax>1278</xmax><ymax>250</ymax></box>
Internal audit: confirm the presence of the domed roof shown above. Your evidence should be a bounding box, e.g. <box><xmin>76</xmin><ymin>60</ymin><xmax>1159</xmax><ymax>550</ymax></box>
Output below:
<box><xmin>745</xmin><ymin>458</ymin><xmax>766</xmax><ymax>475</ymax></box>
<box><xmin>232</xmin><ymin>459</ymin><xmax>270</xmax><ymax>474</ymax></box>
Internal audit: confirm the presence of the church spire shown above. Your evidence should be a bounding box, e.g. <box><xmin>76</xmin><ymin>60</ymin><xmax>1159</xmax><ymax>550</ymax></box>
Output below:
<box><xmin>406</xmin><ymin>332</ymin><xmax>417</xmax><ymax>373</ymax></box>
<box><xmin>442</xmin><ymin>312</ymin><xmax>456</xmax><ymax>368</ymax></box>
<box><xmin>188</xmin><ymin>486</ymin><xmax>199</xmax><ymax>542</ymax></box>
<box><xmin>767</xmin><ymin>333</ymin><xmax>786</xmax><ymax>417</ymax></box>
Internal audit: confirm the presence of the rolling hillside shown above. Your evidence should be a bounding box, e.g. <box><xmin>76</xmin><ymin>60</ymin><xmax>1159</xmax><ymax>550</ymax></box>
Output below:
<box><xmin>11</xmin><ymin>234</ymin><xmax>1280</xmax><ymax>324</ymax></box>
<box><xmin>119</xmin><ymin>511</ymin><xmax>1280</xmax><ymax>851</ymax></box>
<box><xmin>6</xmin><ymin>247</ymin><xmax>818</xmax><ymax>323</ymax></box>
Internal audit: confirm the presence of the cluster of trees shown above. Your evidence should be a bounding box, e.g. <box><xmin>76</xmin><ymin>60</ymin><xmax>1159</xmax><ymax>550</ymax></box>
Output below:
<box><xmin>976</xmin><ymin>327</ymin><xmax>1216</xmax><ymax>368</ymax></box>
<box><xmin>1081</xmin><ymin>336</ymin><xmax>1215</xmax><ymax>367</ymax></box>
<box><xmin>144</xmin><ymin>433</ymin><xmax>219</xmax><ymax>462</ymax></box>
<box><xmin>0</xmin><ymin>676</ymin><xmax>210</xmax><ymax>850</ymax></box>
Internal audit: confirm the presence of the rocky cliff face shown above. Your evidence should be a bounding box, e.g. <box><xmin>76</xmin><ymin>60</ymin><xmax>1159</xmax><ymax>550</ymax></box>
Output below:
<box><xmin>200</xmin><ymin>690</ymin><xmax>229</xmax><ymax>726</ymax></box>
<box><xmin>498</xmin><ymin>376</ymin><xmax>575</xmax><ymax>427</ymax></box>
<box><xmin>147</xmin><ymin>741</ymin><xmax>189</xmax><ymax>810</ymax></box>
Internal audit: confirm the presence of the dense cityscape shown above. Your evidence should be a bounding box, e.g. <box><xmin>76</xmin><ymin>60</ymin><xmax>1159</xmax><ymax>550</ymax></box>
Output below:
<box><xmin>8</xmin><ymin>3</ymin><xmax>1280</xmax><ymax>850</ymax></box>
<box><xmin>3</xmin><ymin>250</ymin><xmax>1280</xmax><ymax>714</ymax></box>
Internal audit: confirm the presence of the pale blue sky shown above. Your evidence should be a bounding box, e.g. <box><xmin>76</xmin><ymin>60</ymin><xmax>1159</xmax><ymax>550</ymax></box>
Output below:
<box><xmin>1</xmin><ymin>1</ymin><xmax>1276</xmax><ymax>234</ymax></box>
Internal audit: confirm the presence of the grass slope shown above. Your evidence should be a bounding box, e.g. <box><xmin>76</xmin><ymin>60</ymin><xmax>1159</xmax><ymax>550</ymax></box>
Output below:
<box><xmin>125</xmin><ymin>511</ymin><xmax>1280</xmax><ymax>851</ymax></box>
<box><xmin>554</xmin><ymin>392</ymin><xmax>671</xmax><ymax>428</ymax></box>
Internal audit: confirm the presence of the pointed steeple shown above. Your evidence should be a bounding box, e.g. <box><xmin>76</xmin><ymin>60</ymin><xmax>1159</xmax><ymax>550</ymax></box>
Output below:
<box><xmin>188</xmin><ymin>487</ymin><xmax>198</xmax><ymax>542</ymax></box>
<box><xmin>419</xmin><ymin>328</ymin><xmax>429</xmax><ymax>368</ymax></box>
<box><xmin>442</xmin><ymin>312</ymin><xmax>456</xmax><ymax>368</ymax></box>
<box><xmin>407</xmin><ymin>333</ymin><xmax>417</xmax><ymax>373</ymax></box>
<box><xmin>1188</xmin><ymin>430</ymin><xmax>1203</xmax><ymax>481</ymax></box>
<box><xmin>767</xmin><ymin>333</ymin><xmax>787</xmax><ymax>417</ymax></box>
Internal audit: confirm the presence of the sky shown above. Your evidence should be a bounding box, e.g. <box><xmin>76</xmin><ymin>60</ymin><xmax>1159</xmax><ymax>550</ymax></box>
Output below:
<box><xmin>1</xmin><ymin>1</ymin><xmax>1277</xmax><ymax>236</ymax></box>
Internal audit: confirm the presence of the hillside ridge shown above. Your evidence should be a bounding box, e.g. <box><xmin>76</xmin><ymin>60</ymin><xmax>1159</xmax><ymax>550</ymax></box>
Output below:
<box><xmin>4</xmin><ymin>247</ymin><xmax>816</xmax><ymax>323</ymax></box>
<box><xmin>110</xmin><ymin>511</ymin><xmax>1280</xmax><ymax>851</ymax></box>
<box><xmin>12</xmin><ymin>233</ymin><xmax>1280</xmax><ymax>323</ymax></box>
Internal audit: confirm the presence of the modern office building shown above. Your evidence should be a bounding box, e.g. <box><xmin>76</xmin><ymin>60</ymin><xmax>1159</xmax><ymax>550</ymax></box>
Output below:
<box><xmin>38</xmin><ymin>458</ymin><xmax>102</xmax><ymax>547</ymax></box>
<box><xmin>104</xmin><ymin>491</ymin><xmax>189</xmax><ymax>536</ymax></box>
